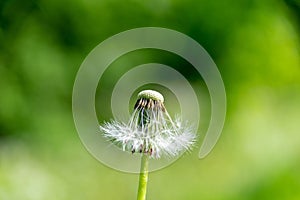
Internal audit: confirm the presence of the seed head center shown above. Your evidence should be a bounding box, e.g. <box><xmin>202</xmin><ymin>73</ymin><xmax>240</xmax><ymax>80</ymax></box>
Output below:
<box><xmin>137</xmin><ymin>90</ymin><xmax>164</xmax><ymax>103</ymax></box>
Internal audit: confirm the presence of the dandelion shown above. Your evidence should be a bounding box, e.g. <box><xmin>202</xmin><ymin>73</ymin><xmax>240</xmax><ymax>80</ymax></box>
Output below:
<box><xmin>100</xmin><ymin>90</ymin><xmax>196</xmax><ymax>200</ymax></box>
<box><xmin>100</xmin><ymin>90</ymin><xmax>196</xmax><ymax>158</ymax></box>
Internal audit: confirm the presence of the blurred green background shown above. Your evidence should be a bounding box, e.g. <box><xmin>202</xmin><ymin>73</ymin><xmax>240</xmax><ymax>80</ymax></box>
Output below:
<box><xmin>1</xmin><ymin>0</ymin><xmax>300</xmax><ymax>199</ymax></box>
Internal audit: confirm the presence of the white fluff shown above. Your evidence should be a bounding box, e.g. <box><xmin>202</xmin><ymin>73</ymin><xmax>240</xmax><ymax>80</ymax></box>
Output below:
<box><xmin>100</xmin><ymin>105</ymin><xmax>196</xmax><ymax>159</ymax></box>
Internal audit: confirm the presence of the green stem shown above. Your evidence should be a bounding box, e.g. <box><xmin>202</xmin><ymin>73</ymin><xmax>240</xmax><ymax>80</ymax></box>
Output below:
<box><xmin>137</xmin><ymin>153</ymin><xmax>149</xmax><ymax>200</ymax></box>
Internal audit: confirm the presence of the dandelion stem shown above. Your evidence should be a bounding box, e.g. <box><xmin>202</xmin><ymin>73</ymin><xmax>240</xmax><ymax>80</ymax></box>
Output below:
<box><xmin>137</xmin><ymin>153</ymin><xmax>149</xmax><ymax>200</ymax></box>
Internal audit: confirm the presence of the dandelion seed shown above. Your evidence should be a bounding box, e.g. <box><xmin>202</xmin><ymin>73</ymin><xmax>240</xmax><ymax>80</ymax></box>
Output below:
<box><xmin>100</xmin><ymin>89</ymin><xmax>196</xmax><ymax>158</ymax></box>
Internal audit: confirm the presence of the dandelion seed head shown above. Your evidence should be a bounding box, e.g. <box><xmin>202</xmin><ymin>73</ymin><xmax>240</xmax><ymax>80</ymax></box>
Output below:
<box><xmin>100</xmin><ymin>90</ymin><xmax>196</xmax><ymax>158</ymax></box>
